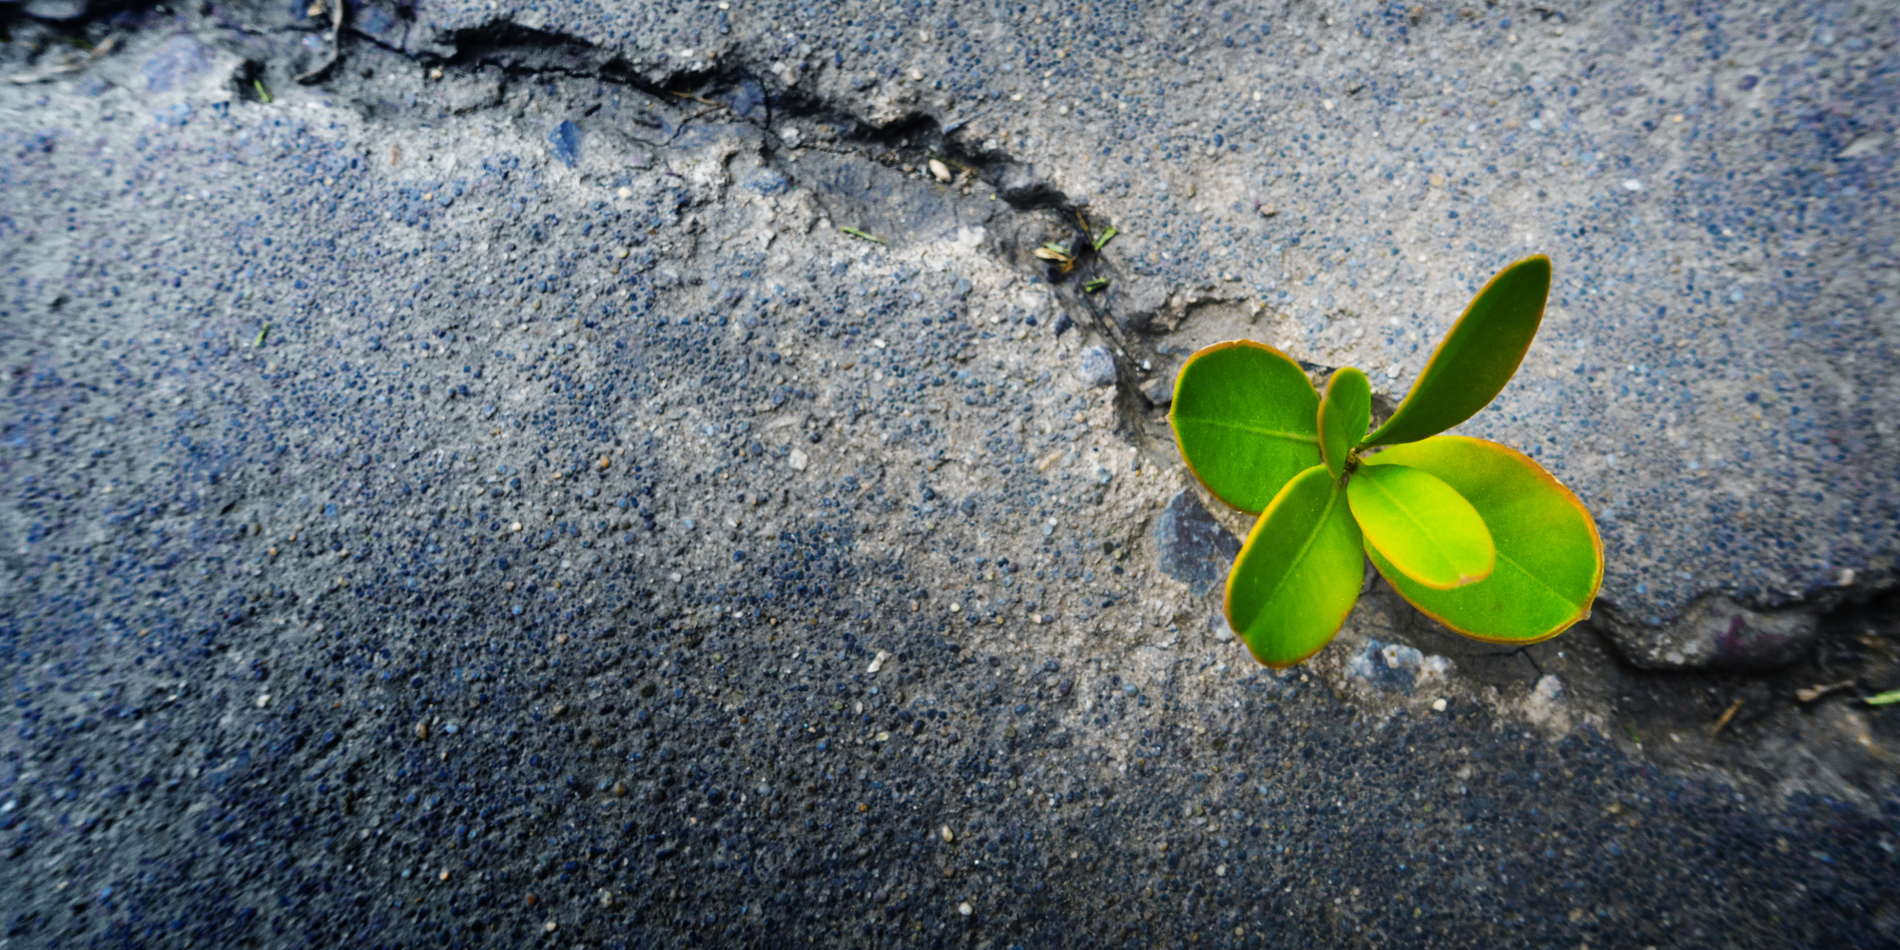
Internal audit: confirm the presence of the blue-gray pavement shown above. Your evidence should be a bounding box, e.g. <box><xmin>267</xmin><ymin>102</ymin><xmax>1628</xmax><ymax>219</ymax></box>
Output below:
<box><xmin>2</xmin><ymin>1</ymin><xmax>1899</xmax><ymax>947</ymax></box>
<box><xmin>397</xmin><ymin>0</ymin><xmax>1900</xmax><ymax>660</ymax></box>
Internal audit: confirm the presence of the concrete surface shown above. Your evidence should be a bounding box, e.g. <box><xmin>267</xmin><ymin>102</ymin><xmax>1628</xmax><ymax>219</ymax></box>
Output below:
<box><xmin>2</xmin><ymin>1</ymin><xmax>1898</xmax><ymax>947</ymax></box>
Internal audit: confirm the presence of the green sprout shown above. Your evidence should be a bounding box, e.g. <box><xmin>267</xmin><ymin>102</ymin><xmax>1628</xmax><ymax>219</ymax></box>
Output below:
<box><xmin>1168</xmin><ymin>255</ymin><xmax>1603</xmax><ymax>667</ymax></box>
<box><xmin>840</xmin><ymin>227</ymin><xmax>884</xmax><ymax>244</ymax></box>
<box><xmin>1083</xmin><ymin>278</ymin><xmax>1109</xmax><ymax>293</ymax></box>
<box><xmin>1093</xmin><ymin>225</ymin><xmax>1119</xmax><ymax>251</ymax></box>
<box><xmin>1867</xmin><ymin>690</ymin><xmax>1900</xmax><ymax>706</ymax></box>
<box><xmin>254</xmin><ymin>79</ymin><xmax>274</xmax><ymax>103</ymax></box>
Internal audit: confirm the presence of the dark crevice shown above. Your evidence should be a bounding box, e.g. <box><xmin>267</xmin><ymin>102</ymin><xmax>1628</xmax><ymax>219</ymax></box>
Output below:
<box><xmin>399</xmin><ymin>16</ymin><xmax>1169</xmax><ymax>445</ymax></box>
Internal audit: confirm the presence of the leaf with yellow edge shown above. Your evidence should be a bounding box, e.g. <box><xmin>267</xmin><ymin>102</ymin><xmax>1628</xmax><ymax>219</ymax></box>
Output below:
<box><xmin>1362</xmin><ymin>436</ymin><xmax>1602</xmax><ymax>642</ymax></box>
<box><xmin>1225</xmin><ymin>464</ymin><xmax>1366</xmax><ymax>668</ymax></box>
<box><xmin>1361</xmin><ymin>255</ymin><xmax>1551</xmax><ymax>448</ymax></box>
<box><xmin>1170</xmin><ymin>341</ymin><xmax>1322</xmax><ymax>514</ymax></box>
<box><xmin>1347</xmin><ymin>462</ymin><xmax>1494</xmax><ymax>590</ymax></box>
<box><xmin>1318</xmin><ymin>367</ymin><xmax>1371</xmax><ymax>480</ymax></box>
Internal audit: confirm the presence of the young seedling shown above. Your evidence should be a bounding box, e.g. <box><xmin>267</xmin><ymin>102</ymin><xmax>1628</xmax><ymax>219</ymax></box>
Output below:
<box><xmin>1168</xmin><ymin>255</ymin><xmax>1603</xmax><ymax>667</ymax></box>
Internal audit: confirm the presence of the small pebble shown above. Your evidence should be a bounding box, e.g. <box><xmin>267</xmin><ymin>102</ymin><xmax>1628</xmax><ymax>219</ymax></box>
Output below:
<box><xmin>941</xmin><ymin>825</ymin><xmax>955</xmax><ymax>843</ymax></box>
<box><xmin>958</xmin><ymin>902</ymin><xmax>973</xmax><ymax>916</ymax></box>
<box><xmin>1076</xmin><ymin>346</ymin><xmax>1116</xmax><ymax>388</ymax></box>
<box><xmin>1432</xmin><ymin>698</ymin><xmax>1449</xmax><ymax>712</ymax></box>
<box><xmin>929</xmin><ymin>159</ymin><xmax>952</xmax><ymax>183</ymax></box>
<box><xmin>415</xmin><ymin>721</ymin><xmax>429</xmax><ymax>740</ymax></box>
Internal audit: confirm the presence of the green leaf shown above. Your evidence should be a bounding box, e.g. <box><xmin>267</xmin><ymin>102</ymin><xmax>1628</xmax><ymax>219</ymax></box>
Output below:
<box><xmin>1362</xmin><ymin>436</ymin><xmax>1601</xmax><ymax>643</ymax></box>
<box><xmin>1170</xmin><ymin>341</ymin><xmax>1322</xmax><ymax>514</ymax></box>
<box><xmin>1347</xmin><ymin>463</ymin><xmax>1494</xmax><ymax>590</ymax></box>
<box><xmin>1318</xmin><ymin>367</ymin><xmax>1371</xmax><ymax>479</ymax></box>
<box><xmin>1867</xmin><ymin>690</ymin><xmax>1900</xmax><ymax>706</ymax></box>
<box><xmin>1361</xmin><ymin>255</ymin><xmax>1552</xmax><ymax>448</ymax></box>
<box><xmin>1225</xmin><ymin>464</ymin><xmax>1366</xmax><ymax>668</ymax></box>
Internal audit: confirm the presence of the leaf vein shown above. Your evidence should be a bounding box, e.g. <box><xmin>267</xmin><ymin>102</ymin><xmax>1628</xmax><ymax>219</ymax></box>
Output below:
<box><xmin>1493</xmin><ymin>550</ymin><xmax>1581</xmax><ymax>607</ymax></box>
<box><xmin>1183</xmin><ymin>418</ymin><xmax>1319</xmax><ymax>445</ymax></box>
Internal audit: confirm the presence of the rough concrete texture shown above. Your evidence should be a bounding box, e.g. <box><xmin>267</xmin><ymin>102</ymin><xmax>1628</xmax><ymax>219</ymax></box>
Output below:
<box><xmin>2</xmin><ymin>1</ymin><xmax>1899</xmax><ymax>948</ymax></box>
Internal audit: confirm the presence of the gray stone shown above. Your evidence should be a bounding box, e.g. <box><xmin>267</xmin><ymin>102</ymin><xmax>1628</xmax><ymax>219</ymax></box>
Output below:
<box><xmin>1600</xmin><ymin>595</ymin><xmax>1820</xmax><ymax>671</ymax></box>
<box><xmin>354</xmin><ymin>1</ymin><xmax>410</xmax><ymax>49</ymax></box>
<box><xmin>741</xmin><ymin>166</ymin><xmax>790</xmax><ymax>196</ymax></box>
<box><xmin>140</xmin><ymin>35</ymin><xmax>212</xmax><ymax>93</ymax></box>
<box><xmin>1076</xmin><ymin>346</ymin><xmax>1116</xmax><ymax>388</ymax></box>
<box><xmin>22</xmin><ymin>0</ymin><xmax>88</xmax><ymax>20</ymax></box>
<box><xmin>1153</xmin><ymin>490</ymin><xmax>1240</xmax><ymax>598</ymax></box>
<box><xmin>1138</xmin><ymin>374</ymin><xmax>1173</xmax><ymax>407</ymax></box>
<box><xmin>547</xmin><ymin>120</ymin><xmax>582</xmax><ymax>168</ymax></box>
<box><xmin>1346</xmin><ymin>638</ymin><xmax>1425</xmax><ymax>693</ymax></box>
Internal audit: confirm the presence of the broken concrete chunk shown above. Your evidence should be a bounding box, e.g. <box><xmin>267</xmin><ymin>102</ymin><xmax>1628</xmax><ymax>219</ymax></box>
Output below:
<box><xmin>444</xmin><ymin>78</ymin><xmax>503</xmax><ymax>115</ymax></box>
<box><xmin>1114</xmin><ymin>278</ymin><xmax>1174</xmax><ymax>335</ymax></box>
<box><xmin>1600</xmin><ymin>594</ymin><xmax>1819</xmax><ymax>671</ymax></box>
<box><xmin>1153</xmin><ymin>490</ymin><xmax>1240</xmax><ymax>598</ymax></box>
